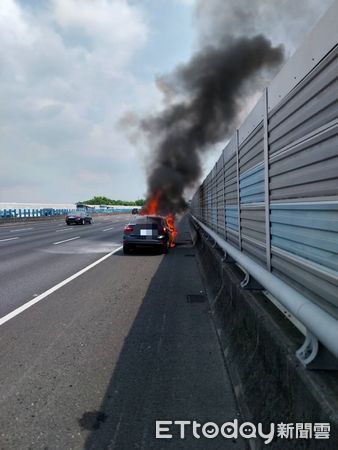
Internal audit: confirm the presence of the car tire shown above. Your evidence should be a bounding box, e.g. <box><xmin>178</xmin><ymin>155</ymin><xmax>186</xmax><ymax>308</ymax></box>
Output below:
<box><xmin>163</xmin><ymin>241</ymin><xmax>169</xmax><ymax>254</ymax></box>
<box><xmin>123</xmin><ymin>245</ymin><xmax>131</xmax><ymax>255</ymax></box>
<box><xmin>81</xmin><ymin>219</ymin><xmax>85</xmax><ymax>225</ymax></box>
<box><xmin>66</xmin><ymin>222</ymin><xmax>70</xmax><ymax>226</ymax></box>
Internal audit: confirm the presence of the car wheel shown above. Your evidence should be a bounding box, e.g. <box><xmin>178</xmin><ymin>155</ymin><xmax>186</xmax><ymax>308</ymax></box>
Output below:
<box><xmin>66</xmin><ymin>222</ymin><xmax>70</xmax><ymax>226</ymax></box>
<box><xmin>163</xmin><ymin>241</ymin><xmax>169</xmax><ymax>254</ymax></box>
<box><xmin>81</xmin><ymin>219</ymin><xmax>85</xmax><ymax>225</ymax></box>
<box><xmin>123</xmin><ymin>245</ymin><xmax>131</xmax><ymax>255</ymax></box>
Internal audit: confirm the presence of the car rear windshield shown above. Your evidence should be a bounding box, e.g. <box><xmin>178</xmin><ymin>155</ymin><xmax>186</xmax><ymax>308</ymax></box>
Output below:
<box><xmin>130</xmin><ymin>216</ymin><xmax>162</xmax><ymax>225</ymax></box>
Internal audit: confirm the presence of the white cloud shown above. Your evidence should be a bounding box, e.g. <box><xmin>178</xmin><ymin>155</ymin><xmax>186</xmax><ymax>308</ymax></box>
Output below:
<box><xmin>52</xmin><ymin>0</ymin><xmax>148</xmax><ymax>68</ymax></box>
<box><xmin>0</xmin><ymin>0</ymin><xmax>37</xmax><ymax>46</ymax></box>
<box><xmin>174</xmin><ymin>0</ymin><xmax>196</xmax><ymax>5</ymax></box>
<box><xmin>0</xmin><ymin>0</ymin><xmax>158</xmax><ymax>202</ymax></box>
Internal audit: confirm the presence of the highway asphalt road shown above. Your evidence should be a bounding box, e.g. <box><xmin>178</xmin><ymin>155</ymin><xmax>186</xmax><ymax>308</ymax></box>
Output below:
<box><xmin>0</xmin><ymin>214</ymin><xmax>244</xmax><ymax>450</ymax></box>
<box><xmin>0</xmin><ymin>215</ymin><xmax>126</xmax><ymax>318</ymax></box>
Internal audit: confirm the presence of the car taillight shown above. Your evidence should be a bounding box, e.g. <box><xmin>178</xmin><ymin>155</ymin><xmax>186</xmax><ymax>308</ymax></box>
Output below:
<box><xmin>159</xmin><ymin>226</ymin><xmax>167</xmax><ymax>234</ymax></box>
<box><xmin>124</xmin><ymin>225</ymin><xmax>134</xmax><ymax>234</ymax></box>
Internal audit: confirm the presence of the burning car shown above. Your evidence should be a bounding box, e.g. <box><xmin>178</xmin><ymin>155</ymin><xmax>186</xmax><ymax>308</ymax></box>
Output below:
<box><xmin>123</xmin><ymin>215</ymin><xmax>174</xmax><ymax>254</ymax></box>
<box><xmin>123</xmin><ymin>192</ymin><xmax>178</xmax><ymax>254</ymax></box>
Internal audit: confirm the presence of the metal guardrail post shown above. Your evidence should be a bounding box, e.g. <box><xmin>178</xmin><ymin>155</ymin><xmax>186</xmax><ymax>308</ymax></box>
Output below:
<box><xmin>263</xmin><ymin>88</ymin><xmax>272</xmax><ymax>271</ymax></box>
<box><xmin>236</xmin><ymin>130</ymin><xmax>242</xmax><ymax>250</ymax></box>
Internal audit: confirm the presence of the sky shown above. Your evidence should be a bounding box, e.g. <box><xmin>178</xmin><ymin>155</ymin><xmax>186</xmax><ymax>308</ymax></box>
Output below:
<box><xmin>0</xmin><ymin>0</ymin><xmax>333</xmax><ymax>203</ymax></box>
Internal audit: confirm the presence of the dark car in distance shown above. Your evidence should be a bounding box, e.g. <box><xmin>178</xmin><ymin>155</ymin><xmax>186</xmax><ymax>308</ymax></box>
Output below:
<box><xmin>123</xmin><ymin>215</ymin><xmax>171</xmax><ymax>254</ymax></box>
<box><xmin>66</xmin><ymin>212</ymin><xmax>93</xmax><ymax>225</ymax></box>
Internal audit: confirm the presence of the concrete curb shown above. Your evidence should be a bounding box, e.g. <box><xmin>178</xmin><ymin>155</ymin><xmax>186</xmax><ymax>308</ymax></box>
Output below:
<box><xmin>190</xmin><ymin>218</ymin><xmax>338</xmax><ymax>449</ymax></box>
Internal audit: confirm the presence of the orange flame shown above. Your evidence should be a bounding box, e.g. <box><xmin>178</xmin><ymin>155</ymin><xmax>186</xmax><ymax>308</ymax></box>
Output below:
<box><xmin>141</xmin><ymin>193</ymin><xmax>178</xmax><ymax>247</ymax></box>
<box><xmin>141</xmin><ymin>192</ymin><xmax>161</xmax><ymax>216</ymax></box>
<box><xmin>166</xmin><ymin>213</ymin><xmax>178</xmax><ymax>247</ymax></box>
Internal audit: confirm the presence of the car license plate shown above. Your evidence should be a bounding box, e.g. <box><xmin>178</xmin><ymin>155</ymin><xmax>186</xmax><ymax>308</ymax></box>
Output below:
<box><xmin>140</xmin><ymin>229</ymin><xmax>153</xmax><ymax>236</ymax></box>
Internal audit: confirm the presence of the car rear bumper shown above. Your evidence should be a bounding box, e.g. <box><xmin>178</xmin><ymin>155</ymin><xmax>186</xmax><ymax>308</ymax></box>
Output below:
<box><xmin>123</xmin><ymin>237</ymin><xmax>167</xmax><ymax>247</ymax></box>
<box><xmin>66</xmin><ymin>219</ymin><xmax>82</xmax><ymax>224</ymax></box>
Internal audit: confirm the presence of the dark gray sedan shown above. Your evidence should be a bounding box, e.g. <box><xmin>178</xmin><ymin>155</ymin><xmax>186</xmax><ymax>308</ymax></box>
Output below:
<box><xmin>66</xmin><ymin>212</ymin><xmax>93</xmax><ymax>225</ymax></box>
<box><xmin>123</xmin><ymin>215</ymin><xmax>171</xmax><ymax>254</ymax></box>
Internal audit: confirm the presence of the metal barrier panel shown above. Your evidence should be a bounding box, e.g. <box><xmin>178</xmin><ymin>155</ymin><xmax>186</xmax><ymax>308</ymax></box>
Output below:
<box><xmin>191</xmin><ymin>2</ymin><xmax>338</xmax><ymax>365</ymax></box>
<box><xmin>268</xmin><ymin>47</ymin><xmax>338</xmax><ymax>319</ymax></box>
<box><xmin>223</xmin><ymin>135</ymin><xmax>239</xmax><ymax>248</ymax></box>
<box><xmin>210</xmin><ymin>165</ymin><xmax>217</xmax><ymax>231</ymax></box>
<box><xmin>238</xmin><ymin>101</ymin><xmax>266</xmax><ymax>266</ymax></box>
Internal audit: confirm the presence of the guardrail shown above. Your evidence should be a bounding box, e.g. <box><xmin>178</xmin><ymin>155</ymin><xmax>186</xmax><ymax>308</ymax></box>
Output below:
<box><xmin>0</xmin><ymin>208</ymin><xmax>75</xmax><ymax>218</ymax></box>
<box><xmin>190</xmin><ymin>2</ymin><xmax>338</xmax><ymax>370</ymax></box>
<box><xmin>0</xmin><ymin>208</ymin><xmax>134</xmax><ymax>220</ymax></box>
<box><xmin>191</xmin><ymin>215</ymin><xmax>338</xmax><ymax>370</ymax></box>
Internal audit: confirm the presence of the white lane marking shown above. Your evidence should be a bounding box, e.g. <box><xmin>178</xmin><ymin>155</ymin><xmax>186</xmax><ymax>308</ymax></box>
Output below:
<box><xmin>0</xmin><ymin>246</ymin><xmax>123</xmax><ymax>327</ymax></box>
<box><xmin>55</xmin><ymin>228</ymin><xmax>75</xmax><ymax>233</ymax></box>
<box><xmin>0</xmin><ymin>224</ymin><xmax>63</xmax><ymax>232</ymax></box>
<box><xmin>0</xmin><ymin>224</ymin><xmax>32</xmax><ymax>229</ymax></box>
<box><xmin>53</xmin><ymin>236</ymin><xmax>80</xmax><ymax>245</ymax></box>
<box><xmin>102</xmin><ymin>227</ymin><xmax>114</xmax><ymax>231</ymax></box>
<box><xmin>0</xmin><ymin>237</ymin><xmax>19</xmax><ymax>242</ymax></box>
<box><xmin>10</xmin><ymin>228</ymin><xmax>33</xmax><ymax>232</ymax></box>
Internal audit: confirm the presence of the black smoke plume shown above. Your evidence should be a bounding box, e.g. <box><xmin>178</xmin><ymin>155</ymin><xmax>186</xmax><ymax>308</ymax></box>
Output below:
<box><xmin>141</xmin><ymin>34</ymin><xmax>284</xmax><ymax>213</ymax></box>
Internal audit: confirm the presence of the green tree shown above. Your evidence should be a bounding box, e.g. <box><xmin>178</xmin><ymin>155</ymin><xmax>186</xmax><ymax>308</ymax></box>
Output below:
<box><xmin>79</xmin><ymin>196</ymin><xmax>145</xmax><ymax>206</ymax></box>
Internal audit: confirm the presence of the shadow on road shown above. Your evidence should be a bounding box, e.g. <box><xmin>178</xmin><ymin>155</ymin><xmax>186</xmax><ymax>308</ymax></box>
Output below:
<box><xmin>83</xmin><ymin>216</ymin><xmax>243</xmax><ymax>450</ymax></box>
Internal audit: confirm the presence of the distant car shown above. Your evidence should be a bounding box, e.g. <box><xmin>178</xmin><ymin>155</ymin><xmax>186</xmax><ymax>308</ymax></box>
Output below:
<box><xmin>66</xmin><ymin>212</ymin><xmax>92</xmax><ymax>225</ymax></box>
<box><xmin>131</xmin><ymin>208</ymin><xmax>139</xmax><ymax>215</ymax></box>
<box><xmin>123</xmin><ymin>215</ymin><xmax>172</xmax><ymax>254</ymax></box>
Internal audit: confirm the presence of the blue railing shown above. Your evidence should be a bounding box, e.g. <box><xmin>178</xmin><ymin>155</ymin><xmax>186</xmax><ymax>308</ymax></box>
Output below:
<box><xmin>0</xmin><ymin>208</ymin><xmax>75</xmax><ymax>218</ymax></box>
<box><xmin>0</xmin><ymin>208</ymin><xmax>133</xmax><ymax>218</ymax></box>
